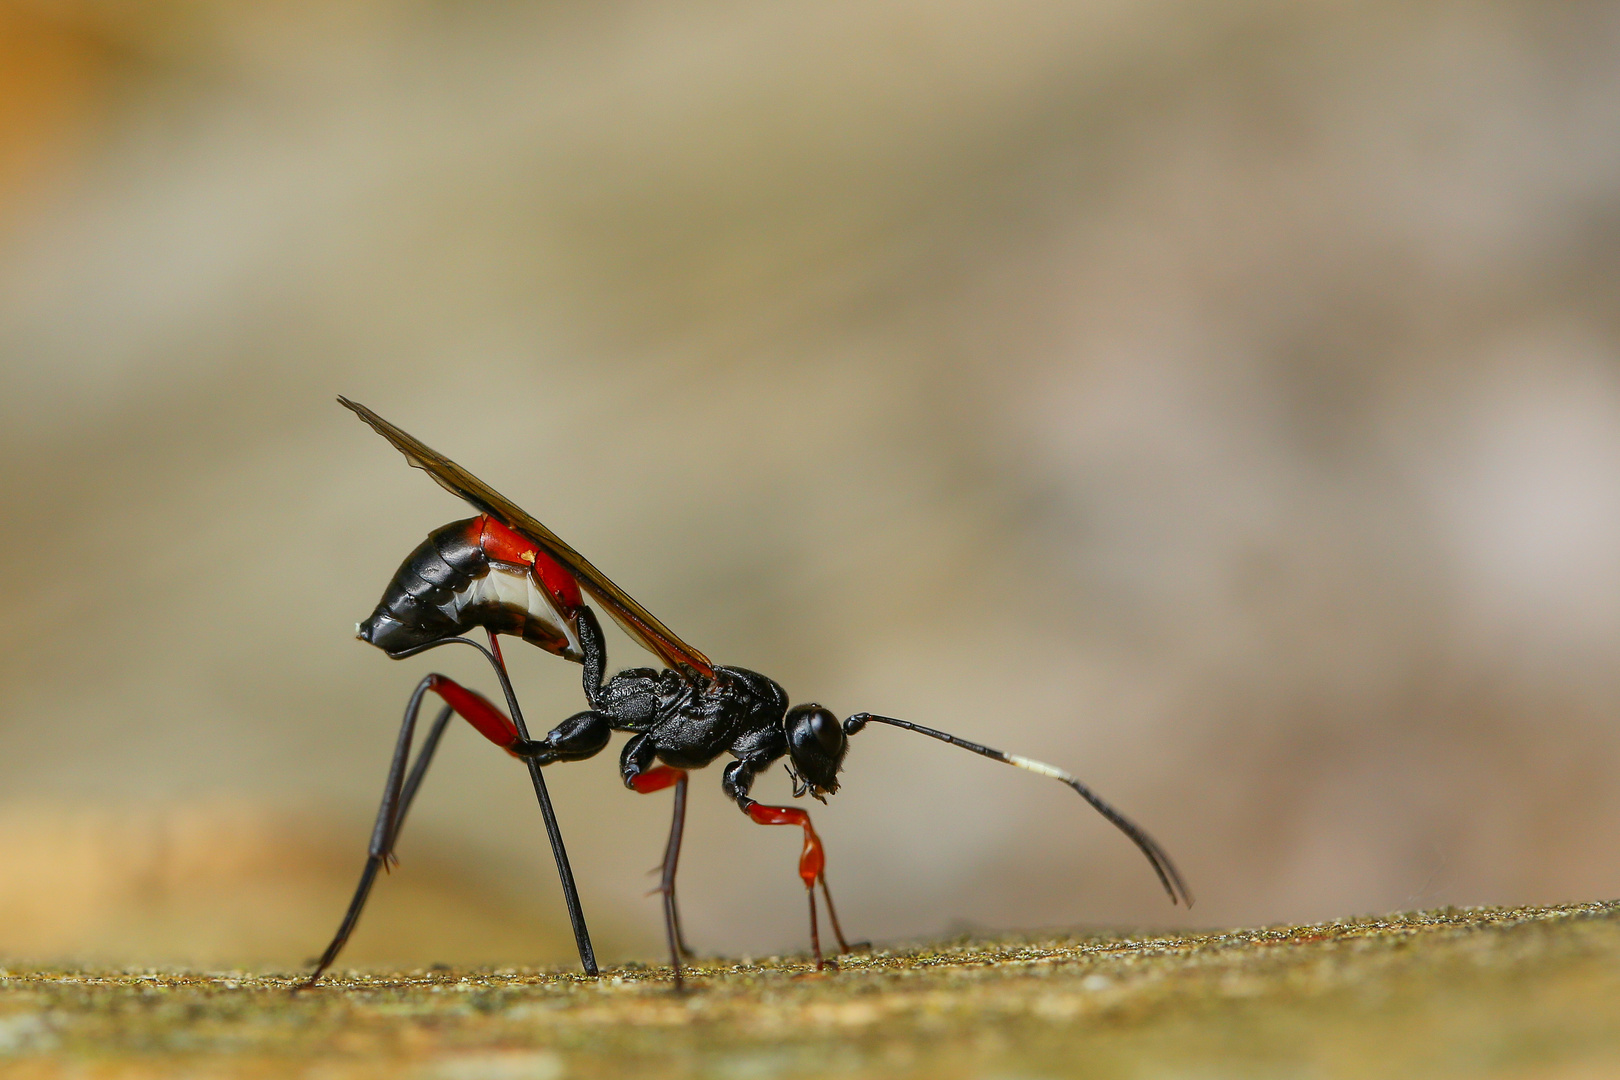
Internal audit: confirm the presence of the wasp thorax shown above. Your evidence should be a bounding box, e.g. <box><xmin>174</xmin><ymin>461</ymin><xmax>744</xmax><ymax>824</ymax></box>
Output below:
<box><xmin>785</xmin><ymin>704</ymin><xmax>847</xmax><ymax>798</ymax></box>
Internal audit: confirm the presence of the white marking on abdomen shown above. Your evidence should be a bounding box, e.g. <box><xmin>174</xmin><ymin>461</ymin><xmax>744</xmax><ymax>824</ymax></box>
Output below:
<box><xmin>441</xmin><ymin>564</ymin><xmax>581</xmax><ymax>653</ymax></box>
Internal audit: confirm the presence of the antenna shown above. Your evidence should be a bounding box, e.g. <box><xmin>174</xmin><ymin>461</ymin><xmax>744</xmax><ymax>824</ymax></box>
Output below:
<box><xmin>844</xmin><ymin>712</ymin><xmax>1193</xmax><ymax>907</ymax></box>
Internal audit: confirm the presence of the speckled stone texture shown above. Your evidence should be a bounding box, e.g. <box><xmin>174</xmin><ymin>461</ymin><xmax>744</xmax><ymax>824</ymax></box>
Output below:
<box><xmin>1</xmin><ymin>901</ymin><xmax>1617</xmax><ymax>1079</ymax></box>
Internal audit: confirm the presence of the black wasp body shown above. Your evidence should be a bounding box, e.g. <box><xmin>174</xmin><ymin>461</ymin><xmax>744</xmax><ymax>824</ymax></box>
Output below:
<box><xmin>351</xmin><ymin>512</ymin><xmax>834</xmax><ymax>808</ymax></box>
<box><xmin>502</xmin><ymin>601</ymin><xmax>806</xmax><ymax>807</ymax></box>
<box><xmin>304</xmin><ymin>399</ymin><xmax>1190</xmax><ymax>990</ymax></box>
<box><xmin>588</xmin><ymin>658</ymin><xmax>793</xmax><ymax>792</ymax></box>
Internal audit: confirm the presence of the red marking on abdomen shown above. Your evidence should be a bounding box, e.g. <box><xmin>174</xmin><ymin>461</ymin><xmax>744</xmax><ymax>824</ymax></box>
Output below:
<box><xmin>427</xmin><ymin>674</ymin><xmax>520</xmax><ymax>749</ymax></box>
<box><xmin>630</xmin><ymin>765</ymin><xmax>687</xmax><ymax>794</ymax></box>
<box><xmin>746</xmin><ymin>802</ymin><xmax>825</xmax><ymax>886</ymax></box>
<box><xmin>478</xmin><ymin>516</ymin><xmax>582</xmax><ymax>611</ymax></box>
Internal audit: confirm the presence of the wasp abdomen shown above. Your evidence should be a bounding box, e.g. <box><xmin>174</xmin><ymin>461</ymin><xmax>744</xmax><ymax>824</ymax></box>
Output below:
<box><xmin>358</xmin><ymin>516</ymin><xmax>583</xmax><ymax>661</ymax></box>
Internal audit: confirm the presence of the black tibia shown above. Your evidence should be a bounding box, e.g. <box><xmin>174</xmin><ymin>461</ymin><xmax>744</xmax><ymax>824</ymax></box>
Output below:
<box><xmin>621</xmin><ymin>739</ymin><xmax>696</xmax><ymax>987</ymax></box>
<box><xmin>662</xmin><ymin>775</ymin><xmax>695</xmax><ymax>960</ymax></box>
<box><xmin>513</xmin><ymin>711</ymin><xmax>613</xmax><ymax>764</ymax></box>
<box><xmin>304</xmin><ymin>682</ymin><xmax>454</xmax><ymax>987</ymax></box>
<box><xmin>658</xmin><ymin>773</ymin><xmax>694</xmax><ymax>990</ymax></box>
<box><xmin>480</xmin><ymin>630</ymin><xmax>598</xmax><ymax>976</ymax></box>
<box><xmin>319</xmin><ymin>634</ymin><xmax>600</xmax><ymax>980</ymax></box>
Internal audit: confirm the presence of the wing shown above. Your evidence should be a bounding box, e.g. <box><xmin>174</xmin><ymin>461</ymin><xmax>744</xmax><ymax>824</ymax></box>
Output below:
<box><xmin>339</xmin><ymin>396</ymin><xmax>716</xmax><ymax>679</ymax></box>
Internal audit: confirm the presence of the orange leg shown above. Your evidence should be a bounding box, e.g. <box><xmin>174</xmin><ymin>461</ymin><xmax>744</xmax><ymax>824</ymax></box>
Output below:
<box><xmin>424</xmin><ymin>674</ymin><xmax>522</xmax><ymax>751</ymax></box>
<box><xmin>742</xmin><ymin>801</ymin><xmax>847</xmax><ymax>968</ymax></box>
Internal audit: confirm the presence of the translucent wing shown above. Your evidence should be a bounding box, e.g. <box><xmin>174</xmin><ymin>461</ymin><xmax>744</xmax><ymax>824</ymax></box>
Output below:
<box><xmin>340</xmin><ymin>397</ymin><xmax>715</xmax><ymax>678</ymax></box>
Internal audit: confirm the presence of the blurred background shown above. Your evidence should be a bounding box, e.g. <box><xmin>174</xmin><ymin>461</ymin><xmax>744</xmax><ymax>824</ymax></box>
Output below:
<box><xmin>1</xmin><ymin>0</ymin><xmax>1618</xmax><ymax>970</ymax></box>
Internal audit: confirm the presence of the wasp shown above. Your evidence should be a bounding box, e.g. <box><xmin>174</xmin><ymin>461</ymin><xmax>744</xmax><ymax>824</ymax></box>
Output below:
<box><xmin>305</xmin><ymin>398</ymin><xmax>1191</xmax><ymax>988</ymax></box>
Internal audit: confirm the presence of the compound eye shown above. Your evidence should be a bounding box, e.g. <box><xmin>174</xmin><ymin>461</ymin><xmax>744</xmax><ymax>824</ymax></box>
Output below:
<box><xmin>808</xmin><ymin>707</ymin><xmax>843</xmax><ymax>752</ymax></box>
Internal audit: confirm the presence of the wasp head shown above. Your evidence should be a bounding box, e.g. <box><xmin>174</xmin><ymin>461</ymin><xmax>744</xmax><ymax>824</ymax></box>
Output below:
<box><xmin>784</xmin><ymin>704</ymin><xmax>846</xmax><ymax>801</ymax></box>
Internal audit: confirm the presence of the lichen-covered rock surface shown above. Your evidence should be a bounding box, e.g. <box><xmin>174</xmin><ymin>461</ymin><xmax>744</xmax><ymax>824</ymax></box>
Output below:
<box><xmin>1</xmin><ymin>901</ymin><xmax>1616</xmax><ymax>1078</ymax></box>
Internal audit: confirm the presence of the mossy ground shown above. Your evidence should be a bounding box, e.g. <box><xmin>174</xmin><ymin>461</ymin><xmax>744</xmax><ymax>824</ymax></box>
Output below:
<box><xmin>1</xmin><ymin>901</ymin><xmax>1616</xmax><ymax>1078</ymax></box>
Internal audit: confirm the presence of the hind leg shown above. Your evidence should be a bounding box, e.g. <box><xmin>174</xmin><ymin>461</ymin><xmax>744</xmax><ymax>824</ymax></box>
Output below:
<box><xmin>304</xmin><ymin>675</ymin><xmax>611</xmax><ymax>987</ymax></box>
<box><xmin>303</xmin><ymin>676</ymin><xmax>458</xmax><ymax>987</ymax></box>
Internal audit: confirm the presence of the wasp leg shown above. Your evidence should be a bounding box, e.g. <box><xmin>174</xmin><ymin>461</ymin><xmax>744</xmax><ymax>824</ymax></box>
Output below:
<box><xmin>627</xmin><ymin>767</ymin><xmax>695</xmax><ymax>953</ymax></box>
<box><xmin>621</xmin><ymin>740</ymin><xmax>695</xmax><ymax>988</ymax></box>
<box><xmin>630</xmin><ymin>766</ymin><xmax>695</xmax><ymax>981</ymax></box>
<box><xmin>369</xmin><ymin>633</ymin><xmax>600</xmax><ymax>978</ymax></box>
<box><xmin>722</xmin><ymin>761</ymin><xmax>836</xmax><ymax>970</ymax></box>
<box><xmin>420</xmin><ymin>674</ymin><xmax>521</xmax><ymax>750</ymax></box>
<box><xmin>484</xmin><ymin>631</ymin><xmax>598</xmax><ymax>977</ymax></box>
<box><xmin>303</xmin><ymin>673</ymin><xmax>615</xmax><ymax>989</ymax></box>
<box><xmin>660</xmin><ymin>772</ymin><xmax>697</xmax><ymax>960</ymax></box>
<box><xmin>741</xmin><ymin>801</ymin><xmax>828</xmax><ymax>969</ymax></box>
<box><xmin>303</xmin><ymin>677</ymin><xmax>457</xmax><ymax>988</ymax></box>
<box><xmin>818</xmin><ymin>873</ymin><xmax>852</xmax><ymax>954</ymax></box>
<box><xmin>415</xmin><ymin>674</ymin><xmax>616</xmax><ymax>766</ymax></box>
<box><xmin>514</xmin><ymin>711</ymin><xmax>614</xmax><ymax>764</ymax></box>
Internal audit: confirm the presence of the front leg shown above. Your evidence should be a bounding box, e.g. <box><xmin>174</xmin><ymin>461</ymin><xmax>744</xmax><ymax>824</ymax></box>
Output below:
<box><xmin>722</xmin><ymin>761</ymin><xmax>850</xmax><ymax>968</ymax></box>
